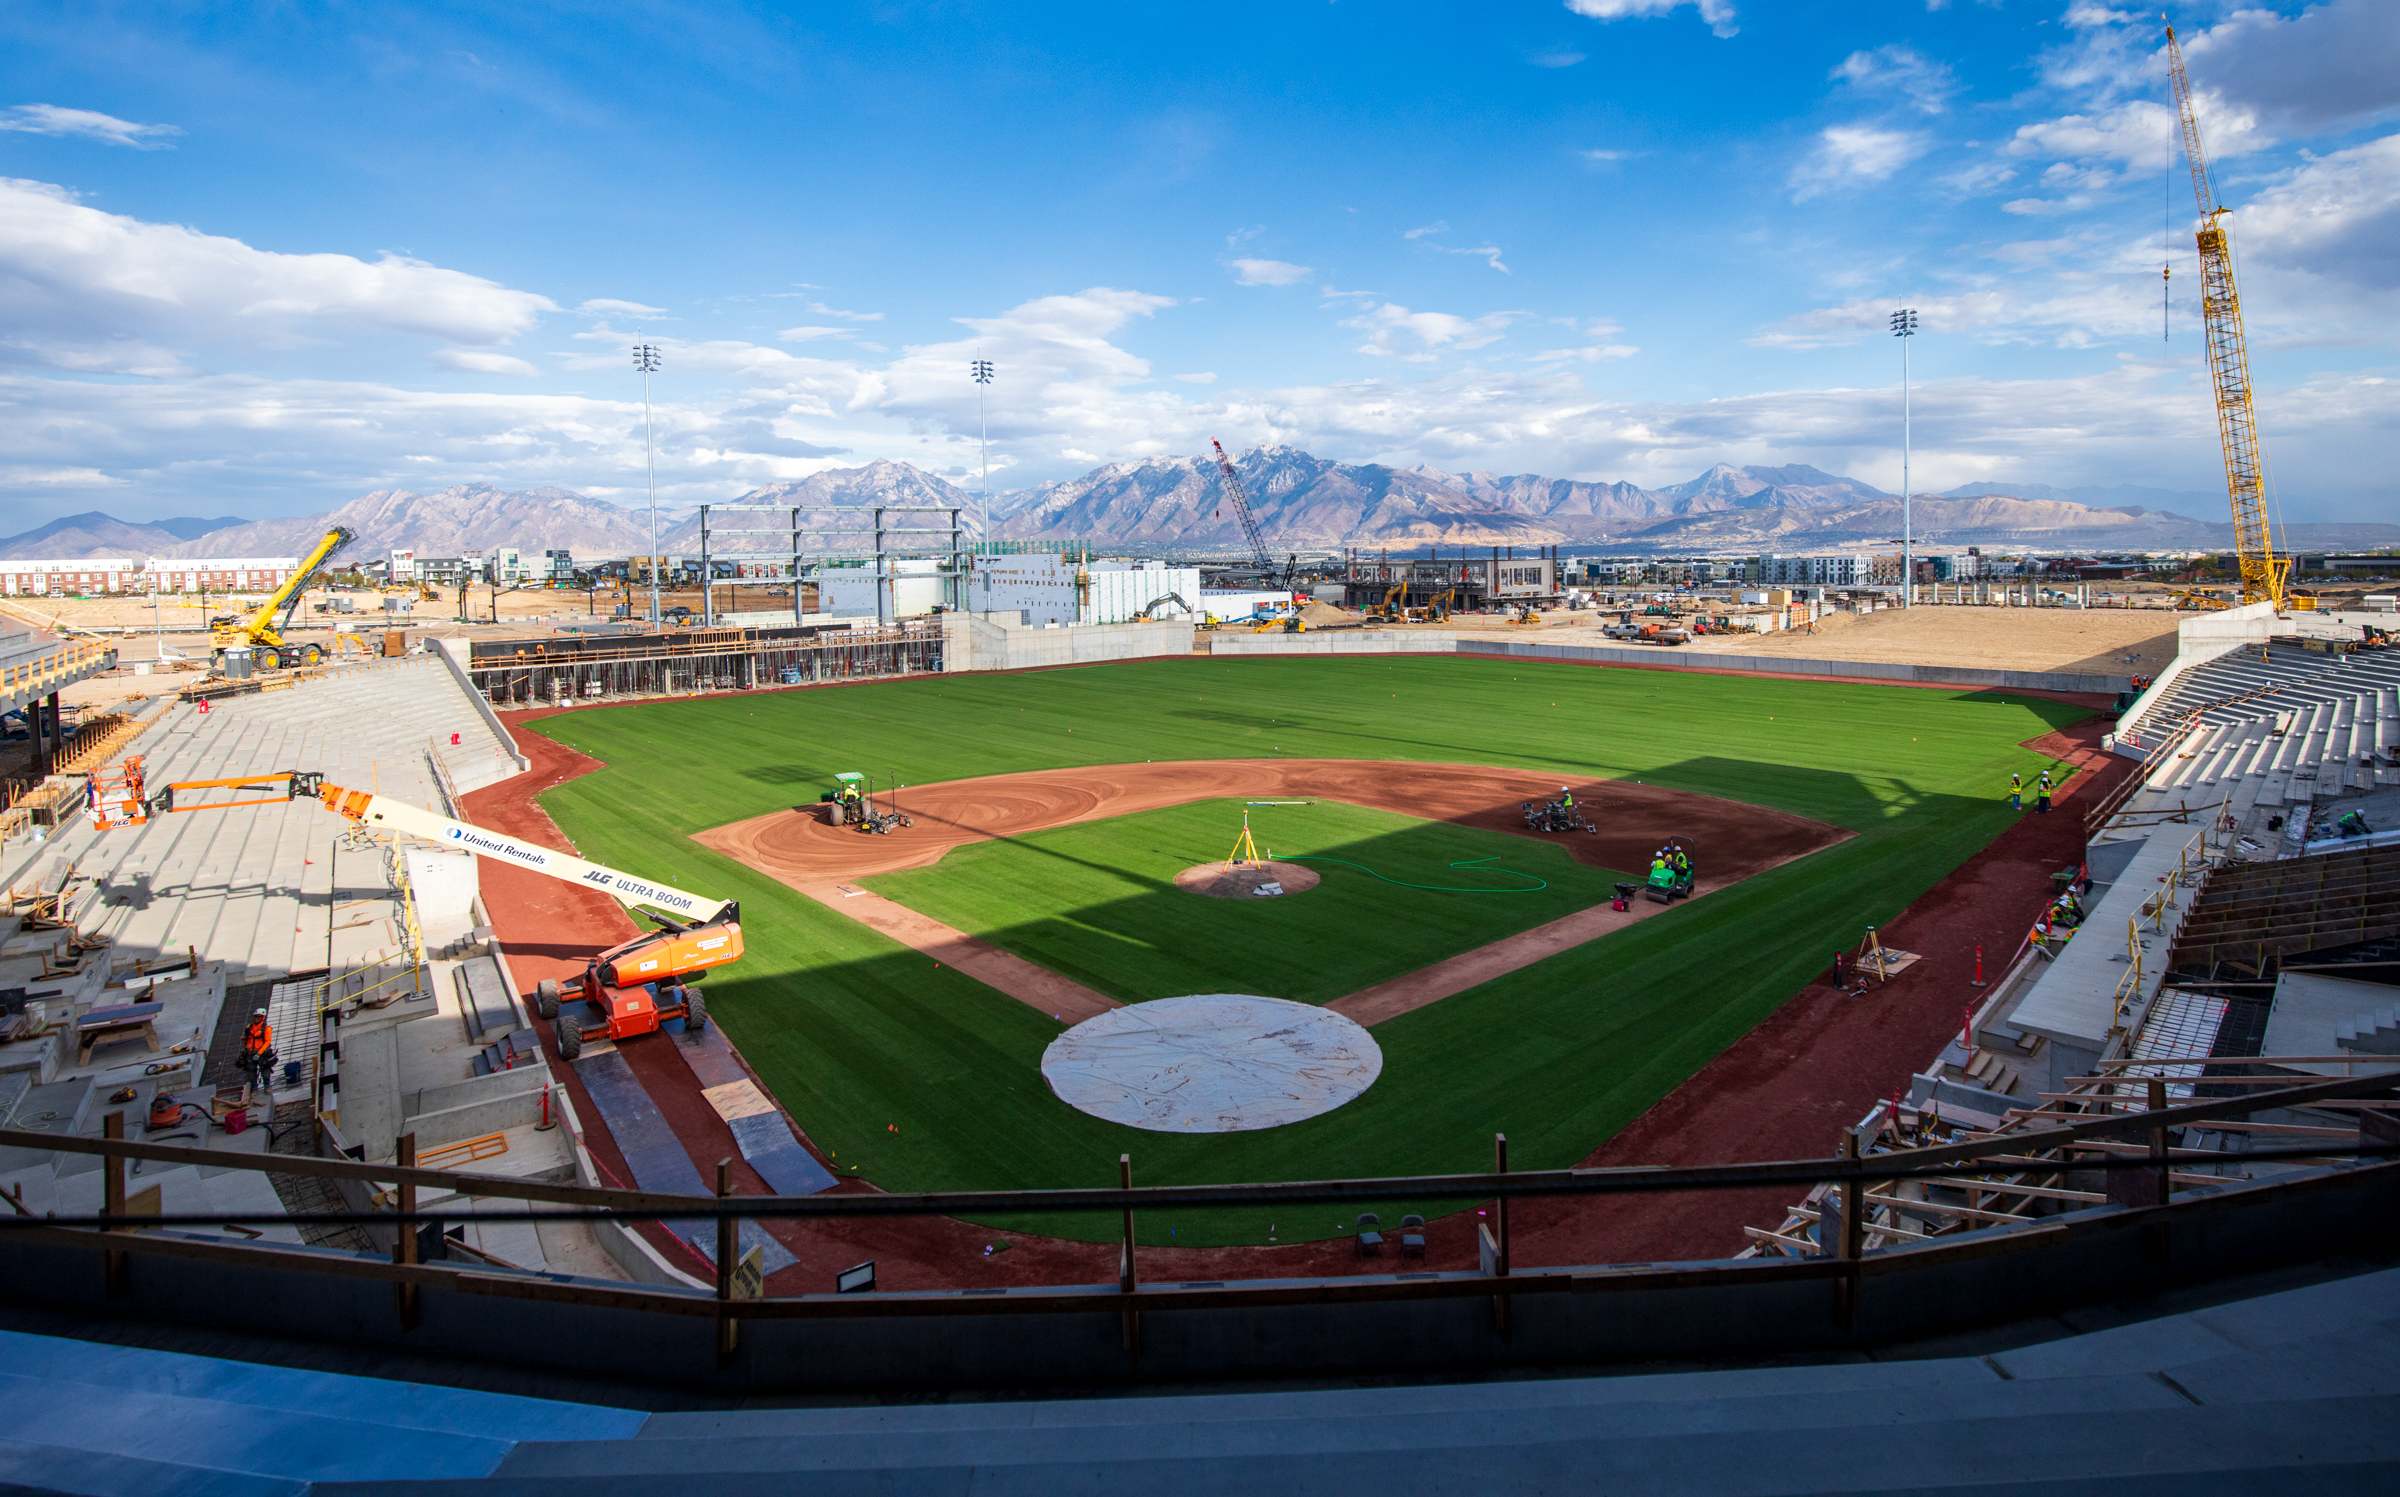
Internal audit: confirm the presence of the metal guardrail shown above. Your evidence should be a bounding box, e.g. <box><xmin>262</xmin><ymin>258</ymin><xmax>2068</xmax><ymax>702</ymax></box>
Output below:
<box><xmin>1</xmin><ymin>1067</ymin><xmax>2390</xmax><ymax>1343</ymax></box>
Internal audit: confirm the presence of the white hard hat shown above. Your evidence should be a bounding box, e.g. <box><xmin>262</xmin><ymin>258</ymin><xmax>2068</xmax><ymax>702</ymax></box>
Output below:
<box><xmin>254</xmin><ymin>1007</ymin><xmax>268</xmax><ymax>1016</ymax></box>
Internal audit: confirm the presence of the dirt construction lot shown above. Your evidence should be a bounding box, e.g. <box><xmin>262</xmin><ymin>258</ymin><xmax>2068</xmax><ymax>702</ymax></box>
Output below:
<box><xmin>1676</xmin><ymin>603</ymin><xmax>2184</xmax><ymax>675</ymax></box>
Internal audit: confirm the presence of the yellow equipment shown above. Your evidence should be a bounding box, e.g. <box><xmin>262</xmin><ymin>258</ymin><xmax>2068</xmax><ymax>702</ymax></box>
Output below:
<box><xmin>209</xmin><ymin>527</ymin><xmax>356</xmax><ymax>670</ymax></box>
<box><xmin>2166</xmin><ymin>25</ymin><xmax>2310</xmax><ymax>613</ymax></box>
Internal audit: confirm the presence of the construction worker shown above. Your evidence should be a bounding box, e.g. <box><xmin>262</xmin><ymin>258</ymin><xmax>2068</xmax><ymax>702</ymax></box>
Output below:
<box><xmin>1672</xmin><ymin>847</ymin><xmax>1691</xmax><ymax>879</ymax></box>
<box><xmin>1557</xmin><ymin>786</ymin><xmax>1573</xmax><ymax>811</ymax></box>
<box><xmin>2036</xmin><ymin>770</ymin><xmax>2053</xmax><ymax>816</ymax></box>
<box><xmin>238</xmin><ymin>1007</ymin><xmax>275</xmax><ymax>1106</ymax></box>
<box><xmin>2009</xmin><ymin>772</ymin><xmax>2022</xmax><ymax>811</ymax></box>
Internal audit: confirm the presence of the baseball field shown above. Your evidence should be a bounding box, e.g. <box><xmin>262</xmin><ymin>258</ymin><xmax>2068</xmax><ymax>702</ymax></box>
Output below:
<box><xmin>523</xmin><ymin>653</ymin><xmax>2091</xmax><ymax>1246</ymax></box>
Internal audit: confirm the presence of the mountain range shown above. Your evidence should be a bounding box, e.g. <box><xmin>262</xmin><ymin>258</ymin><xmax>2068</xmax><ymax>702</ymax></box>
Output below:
<box><xmin>4</xmin><ymin>452</ymin><xmax>2392</xmax><ymax>562</ymax></box>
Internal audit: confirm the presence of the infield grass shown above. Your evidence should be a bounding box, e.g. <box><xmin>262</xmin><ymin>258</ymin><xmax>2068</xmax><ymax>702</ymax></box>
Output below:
<box><xmin>524</xmin><ymin>654</ymin><xmax>2093</xmax><ymax>1246</ymax></box>
<box><xmin>863</xmin><ymin>797</ymin><xmax>1625</xmax><ymax>1005</ymax></box>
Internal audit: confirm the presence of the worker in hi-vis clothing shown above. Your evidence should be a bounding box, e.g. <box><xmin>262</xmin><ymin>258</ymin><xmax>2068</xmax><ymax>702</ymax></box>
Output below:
<box><xmin>2010</xmin><ymin>772</ymin><xmax>2023</xmax><ymax>811</ymax></box>
<box><xmin>238</xmin><ymin>1007</ymin><xmax>276</xmax><ymax>1106</ymax></box>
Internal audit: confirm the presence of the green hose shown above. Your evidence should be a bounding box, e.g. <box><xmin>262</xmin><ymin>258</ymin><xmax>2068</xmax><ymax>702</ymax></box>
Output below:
<box><xmin>1282</xmin><ymin>854</ymin><xmax>1547</xmax><ymax>893</ymax></box>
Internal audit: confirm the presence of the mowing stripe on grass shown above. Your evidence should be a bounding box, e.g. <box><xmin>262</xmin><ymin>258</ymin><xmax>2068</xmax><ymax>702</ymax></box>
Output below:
<box><xmin>525</xmin><ymin>655</ymin><xmax>2092</xmax><ymax>1246</ymax></box>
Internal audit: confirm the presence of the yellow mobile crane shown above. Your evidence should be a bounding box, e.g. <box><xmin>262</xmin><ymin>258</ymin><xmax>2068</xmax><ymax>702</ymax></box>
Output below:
<box><xmin>209</xmin><ymin>526</ymin><xmax>357</xmax><ymax>669</ymax></box>
<box><xmin>2165</xmin><ymin>23</ymin><xmax>2310</xmax><ymax>612</ymax></box>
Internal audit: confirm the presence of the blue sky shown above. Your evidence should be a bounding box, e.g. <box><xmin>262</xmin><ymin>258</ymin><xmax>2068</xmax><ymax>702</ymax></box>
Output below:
<box><xmin>2</xmin><ymin>0</ymin><xmax>2394</xmax><ymax>527</ymax></box>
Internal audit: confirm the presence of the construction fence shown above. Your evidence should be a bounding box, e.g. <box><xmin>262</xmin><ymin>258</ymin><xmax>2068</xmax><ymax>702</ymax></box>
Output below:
<box><xmin>466</xmin><ymin>623</ymin><xmax>945</xmax><ymax>707</ymax></box>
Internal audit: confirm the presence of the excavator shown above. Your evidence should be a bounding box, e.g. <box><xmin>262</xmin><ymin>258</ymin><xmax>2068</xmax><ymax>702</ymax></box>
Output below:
<box><xmin>209</xmin><ymin>526</ymin><xmax>357</xmax><ymax>670</ymax></box>
<box><xmin>89</xmin><ymin>765</ymin><xmax>740</xmax><ymax>1060</ymax></box>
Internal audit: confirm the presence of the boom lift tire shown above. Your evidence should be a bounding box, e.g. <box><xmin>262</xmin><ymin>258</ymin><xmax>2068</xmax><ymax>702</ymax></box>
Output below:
<box><xmin>534</xmin><ymin>979</ymin><xmax>560</xmax><ymax>1020</ymax></box>
<box><xmin>556</xmin><ymin>1019</ymin><xmax>582</xmax><ymax>1062</ymax></box>
<box><xmin>682</xmin><ymin>988</ymin><xmax>707</xmax><ymax>1034</ymax></box>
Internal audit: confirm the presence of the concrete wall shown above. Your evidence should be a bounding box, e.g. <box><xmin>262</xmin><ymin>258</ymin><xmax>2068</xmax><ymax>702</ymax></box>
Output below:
<box><xmin>1210</xmin><ymin>631</ymin><xmax>2129</xmax><ymax>694</ymax></box>
<box><xmin>432</xmin><ymin>637</ymin><xmax>529</xmax><ymax>771</ymax></box>
<box><xmin>4</xmin><ymin>1160</ymin><xmax>2390</xmax><ymax>1397</ymax></box>
<box><xmin>1211</xmin><ymin>629</ymin><xmax>1455</xmax><ymax>657</ymax></box>
<box><xmin>943</xmin><ymin>612</ymin><xmax>1195</xmax><ymax>673</ymax></box>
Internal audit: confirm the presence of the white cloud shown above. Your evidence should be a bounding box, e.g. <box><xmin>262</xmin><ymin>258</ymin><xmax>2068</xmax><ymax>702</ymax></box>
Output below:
<box><xmin>2181</xmin><ymin>0</ymin><xmax>2400</xmax><ymax>134</ymax></box>
<box><xmin>1580</xmin><ymin>148</ymin><xmax>1641</xmax><ymax>163</ymax></box>
<box><xmin>2236</xmin><ymin>134</ymin><xmax>2400</xmax><ymax>295</ymax></box>
<box><xmin>799</xmin><ymin>300</ymin><xmax>882</xmax><ymax>321</ymax></box>
<box><xmin>2002</xmin><ymin>161</ymin><xmax>2119</xmax><ymax>217</ymax></box>
<box><xmin>1173</xmin><ymin>372</ymin><xmax>1218</xmax><ymax>384</ymax></box>
<box><xmin>1564</xmin><ymin>0</ymin><xmax>1738</xmax><ymax>40</ymax></box>
<box><xmin>1830</xmin><ymin>46</ymin><xmax>1960</xmax><ymax>114</ymax></box>
<box><xmin>4</xmin><ymin>299</ymin><xmax>2392</xmax><ymax>523</ymax></box>
<box><xmin>430</xmin><ymin>348</ymin><xmax>538</xmax><ymax>377</ymax></box>
<box><xmin>577</xmin><ymin>297</ymin><xmax>667</xmax><ymax>317</ymax></box>
<box><xmin>1529</xmin><ymin>51</ymin><xmax>1586</xmax><ymax>68</ymax></box>
<box><xmin>1228</xmin><ymin>258</ymin><xmax>1312</xmax><ymax>286</ymax></box>
<box><xmin>1749</xmin><ymin>292</ymin><xmax>2014</xmax><ymax>350</ymax></box>
<box><xmin>776</xmin><ymin>325</ymin><xmax>854</xmax><ymax>342</ymax></box>
<box><xmin>1432</xmin><ymin>243</ymin><xmax>1510</xmax><ymax>274</ymax></box>
<box><xmin>1403</xmin><ymin>223</ymin><xmax>1511</xmax><ymax>273</ymax></box>
<box><xmin>0</xmin><ymin>104</ymin><xmax>181</xmax><ymax>148</ymax></box>
<box><xmin>1789</xmin><ymin>127</ymin><xmax>1932</xmax><ymax>201</ymax></box>
<box><xmin>2001</xmin><ymin>98</ymin><xmax>2242</xmax><ymax>169</ymax></box>
<box><xmin>1344</xmin><ymin>303</ymin><xmax>1519</xmax><ymax>361</ymax></box>
<box><xmin>1530</xmin><ymin>343</ymin><xmax>1638</xmax><ymax>363</ymax></box>
<box><xmin>0</xmin><ymin>177</ymin><xmax>556</xmax><ymax>374</ymax></box>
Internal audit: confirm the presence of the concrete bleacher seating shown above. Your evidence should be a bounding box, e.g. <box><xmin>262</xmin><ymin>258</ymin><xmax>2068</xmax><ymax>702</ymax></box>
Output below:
<box><xmin>2</xmin><ymin>1264</ymin><xmax>2394</xmax><ymax>1491</ymax></box>
<box><xmin>12</xmin><ymin>657</ymin><xmax>519</xmax><ymax>986</ymax></box>
<box><xmin>2106</xmin><ymin>637</ymin><xmax>2400</xmax><ymax>842</ymax></box>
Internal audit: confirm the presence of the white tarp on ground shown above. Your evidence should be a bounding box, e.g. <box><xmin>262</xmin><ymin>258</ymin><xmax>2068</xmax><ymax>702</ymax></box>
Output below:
<box><xmin>1040</xmin><ymin>994</ymin><xmax>1382</xmax><ymax>1133</ymax></box>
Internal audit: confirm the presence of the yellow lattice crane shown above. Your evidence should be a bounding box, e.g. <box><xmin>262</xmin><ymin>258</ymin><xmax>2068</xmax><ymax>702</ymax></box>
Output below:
<box><xmin>2165</xmin><ymin>22</ymin><xmax>2309</xmax><ymax>612</ymax></box>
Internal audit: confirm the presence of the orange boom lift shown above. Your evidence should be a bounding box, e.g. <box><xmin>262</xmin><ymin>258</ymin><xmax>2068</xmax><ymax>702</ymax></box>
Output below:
<box><xmin>95</xmin><ymin>768</ymin><xmax>742</xmax><ymax>1059</ymax></box>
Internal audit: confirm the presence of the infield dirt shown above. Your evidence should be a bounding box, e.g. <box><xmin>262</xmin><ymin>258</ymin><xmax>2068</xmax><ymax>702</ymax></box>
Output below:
<box><xmin>695</xmin><ymin>758</ymin><xmax>1838</xmax><ymax>886</ymax></box>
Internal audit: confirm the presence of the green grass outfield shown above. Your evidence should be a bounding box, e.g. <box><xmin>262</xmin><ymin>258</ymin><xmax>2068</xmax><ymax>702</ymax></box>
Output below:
<box><xmin>526</xmin><ymin>654</ymin><xmax>2091</xmax><ymax>1246</ymax></box>
<box><xmin>863</xmin><ymin>797</ymin><xmax>1627</xmax><ymax>1006</ymax></box>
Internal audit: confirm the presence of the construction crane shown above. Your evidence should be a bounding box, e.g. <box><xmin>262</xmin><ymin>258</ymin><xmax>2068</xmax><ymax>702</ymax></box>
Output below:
<box><xmin>2165</xmin><ymin>24</ymin><xmax>2308</xmax><ymax>612</ymax></box>
<box><xmin>209</xmin><ymin>526</ymin><xmax>357</xmax><ymax>669</ymax></box>
<box><xmin>92</xmin><ymin>766</ymin><xmax>740</xmax><ymax>1059</ymax></box>
<box><xmin>1209</xmin><ymin>439</ymin><xmax>1284</xmax><ymax>585</ymax></box>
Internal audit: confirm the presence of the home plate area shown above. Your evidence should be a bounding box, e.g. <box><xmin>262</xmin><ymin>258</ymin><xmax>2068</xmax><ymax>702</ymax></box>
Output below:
<box><xmin>1040</xmin><ymin>994</ymin><xmax>1383</xmax><ymax>1132</ymax></box>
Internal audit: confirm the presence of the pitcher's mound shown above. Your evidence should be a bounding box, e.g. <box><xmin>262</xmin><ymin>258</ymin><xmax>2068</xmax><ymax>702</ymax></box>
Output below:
<box><xmin>1174</xmin><ymin>860</ymin><xmax>1320</xmax><ymax>899</ymax></box>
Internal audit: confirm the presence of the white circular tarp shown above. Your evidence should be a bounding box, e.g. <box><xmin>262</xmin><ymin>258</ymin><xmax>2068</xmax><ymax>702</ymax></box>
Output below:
<box><xmin>1041</xmin><ymin>994</ymin><xmax>1382</xmax><ymax>1133</ymax></box>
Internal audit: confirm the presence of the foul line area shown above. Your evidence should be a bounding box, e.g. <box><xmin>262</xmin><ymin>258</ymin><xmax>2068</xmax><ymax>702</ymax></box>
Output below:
<box><xmin>693</xmin><ymin>759</ymin><xmax>1849</xmax><ymax>1028</ymax></box>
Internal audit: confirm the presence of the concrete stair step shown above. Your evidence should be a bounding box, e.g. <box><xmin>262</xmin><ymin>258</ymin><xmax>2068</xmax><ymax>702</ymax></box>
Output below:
<box><xmin>0</xmin><ymin>1435</ymin><xmax>307</xmax><ymax>1497</ymax></box>
<box><xmin>500</xmin><ymin>1368</ymin><xmax>2190</xmax><ymax>1477</ymax></box>
<box><xmin>0</xmin><ymin>1369</ymin><xmax>515</xmax><ymax>1484</ymax></box>
<box><xmin>318</xmin><ymin>1397</ymin><xmax>2400</xmax><ymax>1495</ymax></box>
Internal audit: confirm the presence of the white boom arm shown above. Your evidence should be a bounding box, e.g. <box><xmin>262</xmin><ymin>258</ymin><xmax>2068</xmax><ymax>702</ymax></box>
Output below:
<box><xmin>316</xmin><ymin>780</ymin><xmax>731</xmax><ymax>925</ymax></box>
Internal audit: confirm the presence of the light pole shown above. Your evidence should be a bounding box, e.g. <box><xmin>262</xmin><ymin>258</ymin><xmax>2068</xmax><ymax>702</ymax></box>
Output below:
<box><xmin>971</xmin><ymin>358</ymin><xmax>994</xmax><ymax>611</ymax></box>
<box><xmin>633</xmin><ymin>339</ymin><xmax>662</xmax><ymax>625</ymax></box>
<box><xmin>1890</xmin><ymin>308</ymin><xmax>1918</xmax><ymax>607</ymax></box>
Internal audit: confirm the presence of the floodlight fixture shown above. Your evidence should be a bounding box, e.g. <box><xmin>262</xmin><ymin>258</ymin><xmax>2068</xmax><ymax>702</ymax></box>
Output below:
<box><xmin>634</xmin><ymin>340</ymin><xmax>662</xmax><ymax>623</ymax></box>
<box><xmin>1891</xmin><ymin>309</ymin><xmax>1919</xmax><ymax>607</ymax></box>
<box><xmin>970</xmin><ymin>360</ymin><xmax>995</xmax><ymax>579</ymax></box>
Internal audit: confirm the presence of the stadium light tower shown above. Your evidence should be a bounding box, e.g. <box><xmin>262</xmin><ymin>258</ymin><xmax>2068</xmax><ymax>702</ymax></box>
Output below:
<box><xmin>633</xmin><ymin>339</ymin><xmax>662</xmax><ymax>624</ymax></box>
<box><xmin>1891</xmin><ymin>308</ymin><xmax>1919</xmax><ymax>607</ymax></box>
<box><xmin>971</xmin><ymin>359</ymin><xmax>995</xmax><ymax>550</ymax></box>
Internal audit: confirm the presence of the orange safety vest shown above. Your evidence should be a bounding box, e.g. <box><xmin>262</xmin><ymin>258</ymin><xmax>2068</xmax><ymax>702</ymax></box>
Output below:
<box><xmin>242</xmin><ymin>1018</ymin><xmax>272</xmax><ymax>1056</ymax></box>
